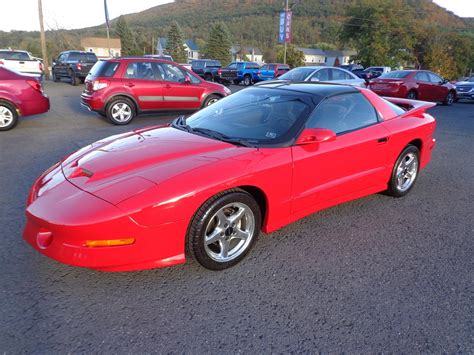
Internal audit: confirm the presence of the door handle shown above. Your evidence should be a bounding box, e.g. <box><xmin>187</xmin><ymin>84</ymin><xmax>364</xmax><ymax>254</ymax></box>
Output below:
<box><xmin>165</xmin><ymin>84</ymin><xmax>171</xmax><ymax>89</ymax></box>
<box><xmin>126</xmin><ymin>83</ymin><xmax>135</xmax><ymax>87</ymax></box>
<box><xmin>377</xmin><ymin>137</ymin><xmax>389</xmax><ymax>144</ymax></box>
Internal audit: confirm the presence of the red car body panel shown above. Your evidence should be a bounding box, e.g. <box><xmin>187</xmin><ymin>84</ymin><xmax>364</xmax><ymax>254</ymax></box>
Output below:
<box><xmin>369</xmin><ymin>70</ymin><xmax>456</xmax><ymax>102</ymax></box>
<box><xmin>0</xmin><ymin>66</ymin><xmax>50</xmax><ymax>117</ymax></box>
<box><xmin>80</xmin><ymin>58</ymin><xmax>229</xmax><ymax>114</ymax></box>
<box><xmin>24</xmin><ymin>87</ymin><xmax>436</xmax><ymax>272</ymax></box>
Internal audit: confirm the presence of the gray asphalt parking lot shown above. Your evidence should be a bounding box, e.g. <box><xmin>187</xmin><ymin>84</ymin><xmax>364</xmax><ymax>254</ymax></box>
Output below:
<box><xmin>1</xmin><ymin>81</ymin><xmax>473</xmax><ymax>352</ymax></box>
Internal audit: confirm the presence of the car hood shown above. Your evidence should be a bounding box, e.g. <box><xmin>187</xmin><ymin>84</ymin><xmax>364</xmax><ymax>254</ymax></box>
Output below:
<box><xmin>61</xmin><ymin>126</ymin><xmax>252</xmax><ymax>204</ymax></box>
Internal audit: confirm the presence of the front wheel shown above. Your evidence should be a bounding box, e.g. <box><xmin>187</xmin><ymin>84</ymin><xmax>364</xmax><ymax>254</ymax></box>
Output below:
<box><xmin>443</xmin><ymin>91</ymin><xmax>455</xmax><ymax>106</ymax></box>
<box><xmin>106</xmin><ymin>97</ymin><xmax>136</xmax><ymax>125</ymax></box>
<box><xmin>407</xmin><ymin>90</ymin><xmax>417</xmax><ymax>100</ymax></box>
<box><xmin>202</xmin><ymin>94</ymin><xmax>221</xmax><ymax>108</ymax></box>
<box><xmin>0</xmin><ymin>101</ymin><xmax>18</xmax><ymax>131</ymax></box>
<box><xmin>386</xmin><ymin>145</ymin><xmax>420</xmax><ymax>197</ymax></box>
<box><xmin>187</xmin><ymin>189</ymin><xmax>261</xmax><ymax>270</ymax></box>
<box><xmin>243</xmin><ymin>75</ymin><xmax>252</xmax><ymax>86</ymax></box>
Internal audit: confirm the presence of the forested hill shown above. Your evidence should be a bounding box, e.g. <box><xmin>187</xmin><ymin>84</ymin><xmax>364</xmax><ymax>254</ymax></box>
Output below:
<box><xmin>1</xmin><ymin>0</ymin><xmax>473</xmax><ymax>59</ymax></box>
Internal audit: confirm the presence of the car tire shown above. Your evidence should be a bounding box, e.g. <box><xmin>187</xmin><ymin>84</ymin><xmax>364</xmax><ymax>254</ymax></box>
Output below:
<box><xmin>0</xmin><ymin>101</ymin><xmax>19</xmax><ymax>131</ymax></box>
<box><xmin>106</xmin><ymin>97</ymin><xmax>136</xmax><ymax>125</ymax></box>
<box><xmin>202</xmin><ymin>94</ymin><xmax>221</xmax><ymax>108</ymax></box>
<box><xmin>443</xmin><ymin>91</ymin><xmax>455</xmax><ymax>106</ymax></box>
<box><xmin>243</xmin><ymin>75</ymin><xmax>252</xmax><ymax>86</ymax></box>
<box><xmin>187</xmin><ymin>189</ymin><xmax>261</xmax><ymax>270</ymax></box>
<box><xmin>407</xmin><ymin>90</ymin><xmax>417</xmax><ymax>100</ymax></box>
<box><xmin>70</xmin><ymin>70</ymin><xmax>80</xmax><ymax>86</ymax></box>
<box><xmin>52</xmin><ymin>72</ymin><xmax>59</xmax><ymax>82</ymax></box>
<box><xmin>386</xmin><ymin>145</ymin><xmax>420</xmax><ymax>198</ymax></box>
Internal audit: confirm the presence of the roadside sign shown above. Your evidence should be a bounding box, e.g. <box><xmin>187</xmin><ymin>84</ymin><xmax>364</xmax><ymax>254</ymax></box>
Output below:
<box><xmin>278</xmin><ymin>11</ymin><xmax>292</xmax><ymax>44</ymax></box>
<box><xmin>278</xmin><ymin>12</ymin><xmax>285</xmax><ymax>43</ymax></box>
<box><xmin>285</xmin><ymin>11</ymin><xmax>292</xmax><ymax>43</ymax></box>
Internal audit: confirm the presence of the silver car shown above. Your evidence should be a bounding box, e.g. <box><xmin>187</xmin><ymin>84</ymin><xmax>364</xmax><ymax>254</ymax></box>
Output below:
<box><xmin>278</xmin><ymin>66</ymin><xmax>366</xmax><ymax>87</ymax></box>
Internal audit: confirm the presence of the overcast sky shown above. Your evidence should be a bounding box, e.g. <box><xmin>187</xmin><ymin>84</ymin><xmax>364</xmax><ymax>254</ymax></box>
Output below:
<box><xmin>0</xmin><ymin>0</ymin><xmax>472</xmax><ymax>32</ymax></box>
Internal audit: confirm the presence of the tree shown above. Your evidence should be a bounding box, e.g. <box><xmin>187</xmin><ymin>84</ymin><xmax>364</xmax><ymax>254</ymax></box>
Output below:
<box><xmin>276</xmin><ymin>45</ymin><xmax>305</xmax><ymax>68</ymax></box>
<box><xmin>340</xmin><ymin>0</ymin><xmax>415</xmax><ymax>68</ymax></box>
<box><xmin>167</xmin><ymin>22</ymin><xmax>187</xmax><ymax>63</ymax></box>
<box><xmin>115</xmin><ymin>16</ymin><xmax>138</xmax><ymax>56</ymax></box>
<box><xmin>204</xmin><ymin>22</ymin><xmax>232</xmax><ymax>65</ymax></box>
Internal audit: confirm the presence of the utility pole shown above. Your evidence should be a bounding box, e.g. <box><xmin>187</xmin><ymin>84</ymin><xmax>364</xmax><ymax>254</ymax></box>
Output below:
<box><xmin>38</xmin><ymin>0</ymin><xmax>50</xmax><ymax>80</ymax></box>
<box><xmin>283</xmin><ymin>0</ymin><xmax>289</xmax><ymax>65</ymax></box>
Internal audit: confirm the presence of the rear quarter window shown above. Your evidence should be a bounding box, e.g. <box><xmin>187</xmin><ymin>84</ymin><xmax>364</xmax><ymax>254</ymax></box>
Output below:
<box><xmin>87</xmin><ymin>61</ymin><xmax>120</xmax><ymax>78</ymax></box>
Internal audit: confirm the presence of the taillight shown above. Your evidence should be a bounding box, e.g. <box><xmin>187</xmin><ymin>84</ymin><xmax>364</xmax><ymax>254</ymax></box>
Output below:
<box><xmin>274</xmin><ymin>70</ymin><xmax>277</xmax><ymax>77</ymax></box>
<box><xmin>217</xmin><ymin>68</ymin><xmax>222</xmax><ymax>75</ymax></box>
<box><xmin>76</xmin><ymin>63</ymin><xmax>82</xmax><ymax>70</ymax></box>
<box><xmin>27</xmin><ymin>80</ymin><xmax>43</xmax><ymax>93</ymax></box>
<box><xmin>39</xmin><ymin>62</ymin><xmax>44</xmax><ymax>72</ymax></box>
<box><xmin>257</xmin><ymin>71</ymin><xmax>261</xmax><ymax>76</ymax></box>
<box><xmin>387</xmin><ymin>80</ymin><xmax>403</xmax><ymax>85</ymax></box>
<box><xmin>92</xmin><ymin>80</ymin><xmax>109</xmax><ymax>91</ymax></box>
<box><xmin>0</xmin><ymin>60</ymin><xmax>4</xmax><ymax>65</ymax></box>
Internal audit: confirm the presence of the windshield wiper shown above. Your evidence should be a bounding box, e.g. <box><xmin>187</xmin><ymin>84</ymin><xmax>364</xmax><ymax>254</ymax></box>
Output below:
<box><xmin>191</xmin><ymin>127</ymin><xmax>255</xmax><ymax>148</ymax></box>
<box><xmin>172</xmin><ymin>115</ymin><xmax>192</xmax><ymax>132</ymax></box>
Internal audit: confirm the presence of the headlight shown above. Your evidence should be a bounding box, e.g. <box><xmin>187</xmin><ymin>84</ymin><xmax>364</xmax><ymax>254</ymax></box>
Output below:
<box><xmin>224</xmin><ymin>87</ymin><xmax>232</xmax><ymax>95</ymax></box>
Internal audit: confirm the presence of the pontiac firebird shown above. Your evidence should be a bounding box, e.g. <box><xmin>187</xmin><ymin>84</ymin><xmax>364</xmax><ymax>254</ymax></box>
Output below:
<box><xmin>23</xmin><ymin>82</ymin><xmax>436</xmax><ymax>271</ymax></box>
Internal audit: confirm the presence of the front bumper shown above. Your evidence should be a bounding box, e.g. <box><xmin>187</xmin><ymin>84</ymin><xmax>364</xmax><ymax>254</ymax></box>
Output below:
<box><xmin>455</xmin><ymin>91</ymin><xmax>474</xmax><ymax>100</ymax></box>
<box><xmin>23</xmin><ymin>165</ymin><xmax>187</xmax><ymax>272</ymax></box>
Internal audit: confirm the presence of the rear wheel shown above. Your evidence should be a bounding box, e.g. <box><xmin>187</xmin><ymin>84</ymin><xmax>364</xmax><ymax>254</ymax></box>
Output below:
<box><xmin>387</xmin><ymin>145</ymin><xmax>420</xmax><ymax>197</ymax></box>
<box><xmin>407</xmin><ymin>90</ymin><xmax>417</xmax><ymax>100</ymax></box>
<box><xmin>52</xmin><ymin>72</ymin><xmax>59</xmax><ymax>82</ymax></box>
<box><xmin>106</xmin><ymin>97</ymin><xmax>136</xmax><ymax>125</ymax></box>
<box><xmin>187</xmin><ymin>189</ymin><xmax>261</xmax><ymax>270</ymax></box>
<box><xmin>443</xmin><ymin>91</ymin><xmax>455</xmax><ymax>106</ymax></box>
<box><xmin>243</xmin><ymin>75</ymin><xmax>252</xmax><ymax>86</ymax></box>
<box><xmin>0</xmin><ymin>101</ymin><xmax>18</xmax><ymax>131</ymax></box>
<box><xmin>69</xmin><ymin>70</ymin><xmax>80</xmax><ymax>86</ymax></box>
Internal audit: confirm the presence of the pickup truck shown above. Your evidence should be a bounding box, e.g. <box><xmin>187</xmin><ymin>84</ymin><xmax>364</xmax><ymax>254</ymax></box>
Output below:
<box><xmin>255</xmin><ymin>63</ymin><xmax>290</xmax><ymax>82</ymax></box>
<box><xmin>191</xmin><ymin>59</ymin><xmax>237</xmax><ymax>86</ymax></box>
<box><xmin>0</xmin><ymin>50</ymin><xmax>43</xmax><ymax>77</ymax></box>
<box><xmin>52</xmin><ymin>51</ymin><xmax>98</xmax><ymax>86</ymax></box>
<box><xmin>225</xmin><ymin>62</ymin><xmax>261</xmax><ymax>86</ymax></box>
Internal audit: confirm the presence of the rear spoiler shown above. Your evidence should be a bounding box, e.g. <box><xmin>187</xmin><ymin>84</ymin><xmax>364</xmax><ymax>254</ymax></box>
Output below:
<box><xmin>383</xmin><ymin>97</ymin><xmax>436</xmax><ymax>117</ymax></box>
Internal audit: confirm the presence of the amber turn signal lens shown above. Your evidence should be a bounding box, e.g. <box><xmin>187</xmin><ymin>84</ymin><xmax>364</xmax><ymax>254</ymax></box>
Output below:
<box><xmin>85</xmin><ymin>238</ymin><xmax>135</xmax><ymax>248</ymax></box>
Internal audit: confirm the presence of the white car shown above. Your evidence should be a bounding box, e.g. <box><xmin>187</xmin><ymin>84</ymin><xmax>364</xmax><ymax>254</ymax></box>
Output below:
<box><xmin>0</xmin><ymin>50</ymin><xmax>43</xmax><ymax>77</ymax></box>
<box><xmin>277</xmin><ymin>66</ymin><xmax>366</xmax><ymax>87</ymax></box>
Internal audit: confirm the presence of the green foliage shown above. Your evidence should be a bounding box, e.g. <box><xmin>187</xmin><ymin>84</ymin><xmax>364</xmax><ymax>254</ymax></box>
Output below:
<box><xmin>204</xmin><ymin>23</ymin><xmax>232</xmax><ymax>65</ymax></box>
<box><xmin>167</xmin><ymin>22</ymin><xmax>187</xmax><ymax>63</ymax></box>
<box><xmin>276</xmin><ymin>45</ymin><xmax>305</xmax><ymax>68</ymax></box>
<box><xmin>115</xmin><ymin>16</ymin><xmax>139</xmax><ymax>56</ymax></box>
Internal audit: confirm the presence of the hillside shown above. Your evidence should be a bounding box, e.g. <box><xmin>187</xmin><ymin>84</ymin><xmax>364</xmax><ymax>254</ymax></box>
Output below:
<box><xmin>1</xmin><ymin>0</ymin><xmax>473</xmax><ymax>59</ymax></box>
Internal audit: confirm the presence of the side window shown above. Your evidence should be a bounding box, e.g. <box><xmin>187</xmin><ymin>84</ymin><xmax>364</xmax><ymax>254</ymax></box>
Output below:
<box><xmin>306</xmin><ymin>93</ymin><xmax>378</xmax><ymax>134</ymax></box>
<box><xmin>331</xmin><ymin>69</ymin><xmax>350</xmax><ymax>80</ymax></box>
<box><xmin>268</xmin><ymin>64</ymin><xmax>275</xmax><ymax>70</ymax></box>
<box><xmin>311</xmin><ymin>69</ymin><xmax>329</xmax><ymax>81</ymax></box>
<box><xmin>124</xmin><ymin>62</ymin><xmax>156</xmax><ymax>80</ymax></box>
<box><xmin>428</xmin><ymin>72</ymin><xmax>442</xmax><ymax>83</ymax></box>
<box><xmin>159</xmin><ymin>63</ymin><xmax>187</xmax><ymax>82</ymax></box>
<box><xmin>415</xmin><ymin>72</ymin><xmax>430</xmax><ymax>82</ymax></box>
<box><xmin>227</xmin><ymin>63</ymin><xmax>237</xmax><ymax>69</ymax></box>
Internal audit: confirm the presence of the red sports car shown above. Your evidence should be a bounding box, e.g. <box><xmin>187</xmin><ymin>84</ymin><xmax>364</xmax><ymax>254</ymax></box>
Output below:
<box><xmin>0</xmin><ymin>66</ymin><xmax>50</xmax><ymax>131</ymax></box>
<box><xmin>369</xmin><ymin>70</ymin><xmax>457</xmax><ymax>105</ymax></box>
<box><xmin>81</xmin><ymin>57</ymin><xmax>231</xmax><ymax>125</ymax></box>
<box><xmin>24</xmin><ymin>82</ymin><xmax>436</xmax><ymax>272</ymax></box>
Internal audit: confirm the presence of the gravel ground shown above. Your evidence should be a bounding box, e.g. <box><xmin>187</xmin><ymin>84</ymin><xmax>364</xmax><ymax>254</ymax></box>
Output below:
<box><xmin>0</xmin><ymin>81</ymin><xmax>473</xmax><ymax>352</ymax></box>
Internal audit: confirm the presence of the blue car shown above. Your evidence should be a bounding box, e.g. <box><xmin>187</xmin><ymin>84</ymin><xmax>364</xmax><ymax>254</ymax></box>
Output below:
<box><xmin>225</xmin><ymin>62</ymin><xmax>260</xmax><ymax>86</ymax></box>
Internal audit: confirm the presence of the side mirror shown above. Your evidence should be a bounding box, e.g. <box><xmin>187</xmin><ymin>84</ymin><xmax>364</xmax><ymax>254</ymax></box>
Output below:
<box><xmin>295</xmin><ymin>128</ymin><xmax>336</xmax><ymax>145</ymax></box>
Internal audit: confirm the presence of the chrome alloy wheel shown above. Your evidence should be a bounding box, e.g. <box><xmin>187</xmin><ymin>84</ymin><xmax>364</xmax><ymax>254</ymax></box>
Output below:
<box><xmin>0</xmin><ymin>105</ymin><xmax>14</xmax><ymax>128</ymax></box>
<box><xmin>206</xmin><ymin>98</ymin><xmax>219</xmax><ymax>106</ymax></box>
<box><xmin>396</xmin><ymin>152</ymin><xmax>418</xmax><ymax>192</ymax></box>
<box><xmin>204</xmin><ymin>202</ymin><xmax>256</xmax><ymax>262</ymax></box>
<box><xmin>446</xmin><ymin>92</ymin><xmax>454</xmax><ymax>105</ymax></box>
<box><xmin>111</xmin><ymin>102</ymin><xmax>132</xmax><ymax>122</ymax></box>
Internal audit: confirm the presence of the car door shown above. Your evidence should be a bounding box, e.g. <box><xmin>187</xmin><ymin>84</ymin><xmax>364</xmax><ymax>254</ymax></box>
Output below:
<box><xmin>330</xmin><ymin>68</ymin><xmax>364</xmax><ymax>87</ymax></box>
<box><xmin>414</xmin><ymin>72</ymin><xmax>432</xmax><ymax>100</ymax></box>
<box><xmin>308</xmin><ymin>68</ymin><xmax>330</xmax><ymax>82</ymax></box>
<box><xmin>291</xmin><ymin>92</ymin><xmax>392</xmax><ymax>213</ymax></box>
<box><xmin>121</xmin><ymin>61</ymin><xmax>164</xmax><ymax>110</ymax></box>
<box><xmin>260</xmin><ymin>64</ymin><xmax>275</xmax><ymax>80</ymax></box>
<box><xmin>427</xmin><ymin>72</ymin><xmax>448</xmax><ymax>101</ymax></box>
<box><xmin>159</xmin><ymin>62</ymin><xmax>204</xmax><ymax>110</ymax></box>
<box><xmin>55</xmin><ymin>53</ymin><xmax>67</xmax><ymax>76</ymax></box>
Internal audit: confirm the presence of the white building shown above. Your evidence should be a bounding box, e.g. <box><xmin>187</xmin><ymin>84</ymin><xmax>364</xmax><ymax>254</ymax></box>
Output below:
<box><xmin>230</xmin><ymin>46</ymin><xmax>263</xmax><ymax>64</ymax></box>
<box><xmin>156</xmin><ymin>38</ymin><xmax>200</xmax><ymax>63</ymax></box>
<box><xmin>81</xmin><ymin>37</ymin><xmax>121</xmax><ymax>59</ymax></box>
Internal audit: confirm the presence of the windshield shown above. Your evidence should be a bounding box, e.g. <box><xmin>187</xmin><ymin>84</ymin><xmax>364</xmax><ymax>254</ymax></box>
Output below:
<box><xmin>380</xmin><ymin>71</ymin><xmax>410</xmax><ymax>79</ymax></box>
<box><xmin>279</xmin><ymin>67</ymin><xmax>315</xmax><ymax>81</ymax></box>
<box><xmin>468</xmin><ymin>77</ymin><xmax>474</xmax><ymax>82</ymax></box>
<box><xmin>178</xmin><ymin>88</ymin><xmax>315</xmax><ymax>147</ymax></box>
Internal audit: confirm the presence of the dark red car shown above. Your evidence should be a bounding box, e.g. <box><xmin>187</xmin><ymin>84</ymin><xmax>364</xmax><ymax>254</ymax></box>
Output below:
<box><xmin>81</xmin><ymin>58</ymin><xmax>231</xmax><ymax>125</ymax></box>
<box><xmin>369</xmin><ymin>70</ymin><xmax>456</xmax><ymax>105</ymax></box>
<box><xmin>0</xmin><ymin>66</ymin><xmax>50</xmax><ymax>131</ymax></box>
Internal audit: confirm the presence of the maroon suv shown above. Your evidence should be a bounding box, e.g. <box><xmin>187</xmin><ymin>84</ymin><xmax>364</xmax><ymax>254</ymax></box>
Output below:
<box><xmin>369</xmin><ymin>70</ymin><xmax>456</xmax><ymax>105</ymax></box>
<box><xmin>81</xmin><ymin>57</ymin><xmax>231</xmax><ymax>125</ymax></box>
